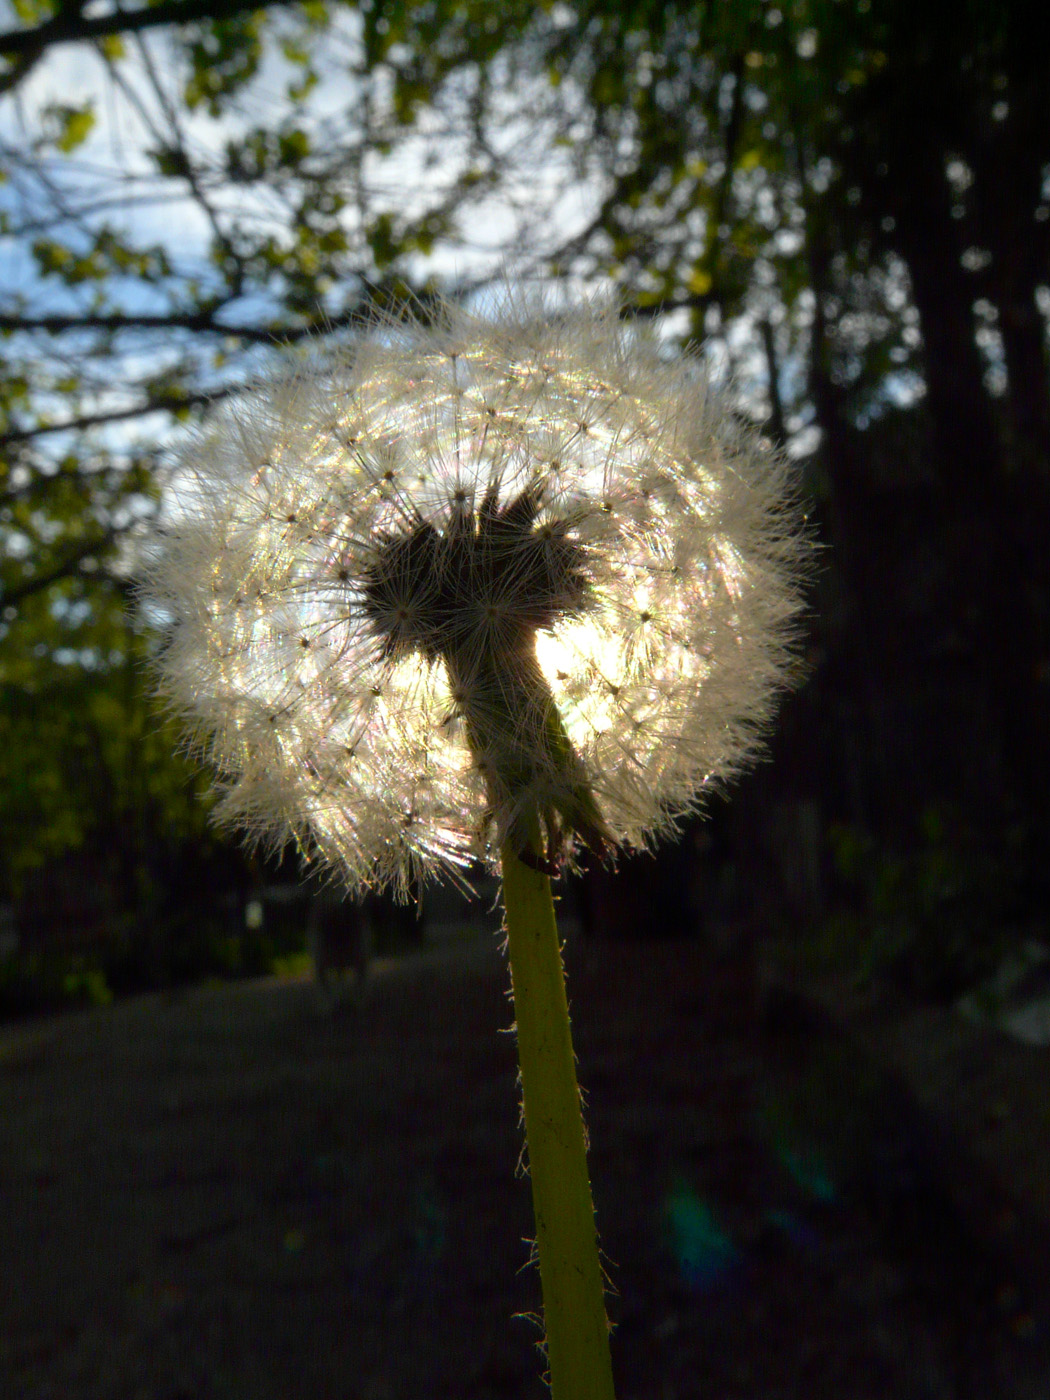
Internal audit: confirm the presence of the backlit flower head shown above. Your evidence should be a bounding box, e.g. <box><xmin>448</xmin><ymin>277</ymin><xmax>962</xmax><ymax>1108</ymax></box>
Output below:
<box><xmin>140</xmin><ymin>292</ymin><xmax>810</xmax><ymax>898</ymax></box>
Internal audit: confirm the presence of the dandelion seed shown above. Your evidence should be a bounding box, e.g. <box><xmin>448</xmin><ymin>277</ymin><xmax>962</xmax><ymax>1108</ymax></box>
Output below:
<box><xmin>139</xmin><ymin>291</ymin><xmax>809</xmax><ymax>897</ymax></box>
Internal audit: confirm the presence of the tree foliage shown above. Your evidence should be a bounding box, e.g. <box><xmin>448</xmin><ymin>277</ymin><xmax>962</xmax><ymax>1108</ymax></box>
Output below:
<box><xmin>1</xmin><ymin>0</ymin><xmax>1047</xmax><ymax>947</ymax></box>
<box><xmin>0</xmin><ymin>0</ymin><xmax>548</xmax><ymax>904</ymax></box>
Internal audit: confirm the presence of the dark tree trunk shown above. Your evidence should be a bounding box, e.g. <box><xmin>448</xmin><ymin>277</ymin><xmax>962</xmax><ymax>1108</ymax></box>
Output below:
<box><xmin>803</xmin><ymin>0</ymin><xmax>1050</xmax><ymax>896</ymax></box>
<box><xmin>880</xmin><ymin>139</ymin><xmax>1002</xmax><ymax>495</ymax></box>
<box><xmin>803</xmin><ymin>220</ymin><xmax>933</xmax><ymax>835</ymax></box>
<box><xmin>883</xmin><ymin>128</ymin><xmax>1050</xmax><ymax>889</ymax></box>
<box><xmin>967</xmin><ymin>40</ymin><xmax>1050</xmax><ymax>887</ymax></box>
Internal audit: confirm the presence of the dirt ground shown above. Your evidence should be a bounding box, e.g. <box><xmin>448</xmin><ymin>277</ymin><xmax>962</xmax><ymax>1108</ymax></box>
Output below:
<box><xmin>2</xmin><ymin>932</ymin><xmax>1049</xmax><ymax>1400</ymax></box>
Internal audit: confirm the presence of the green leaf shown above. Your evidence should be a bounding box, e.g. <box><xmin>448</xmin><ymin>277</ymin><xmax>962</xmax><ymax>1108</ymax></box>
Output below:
<box><xmin>278</xmin><ymin>129</ymin><xmax>311</xmax><ymax>165</ymax></box>
<box><xmin>48</xmin><ymin>104</ymin><xmax>96</xmax><ymax>154</ymax></box>
<box><xmin>98</xmin><ymin>34</ymin><xmax>126</xmax><ymax>61</ymax></box>
<box><xmin>11</xmin><ymin>0</ymin><xmax>53</xmax><ymax>21</ymax></box>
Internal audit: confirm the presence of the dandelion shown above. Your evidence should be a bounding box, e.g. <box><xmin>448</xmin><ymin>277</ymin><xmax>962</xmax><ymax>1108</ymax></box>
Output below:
<box><xmin>139</xmin><ymin>290</ymin><xmax>810</xmax><ymax>1399</ymax></box>
<box><xmin>143</xmin><ymin>296</ymin><xmax>805</xmax><ymax>893</ymax></box>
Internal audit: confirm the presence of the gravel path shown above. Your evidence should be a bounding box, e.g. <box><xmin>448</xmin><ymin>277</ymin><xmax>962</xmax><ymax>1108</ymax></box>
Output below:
<box><xmin>2</xmin><ymin>935</ymin><xmax>1049</xmax><ymax>1399</ymax></box>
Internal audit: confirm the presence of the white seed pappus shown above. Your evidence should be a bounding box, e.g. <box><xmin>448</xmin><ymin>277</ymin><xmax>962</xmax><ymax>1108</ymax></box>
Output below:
<box><xmin>140</xmin><ymin>295</ymin><xmax>810</xmax><ymax>897</ymax></box>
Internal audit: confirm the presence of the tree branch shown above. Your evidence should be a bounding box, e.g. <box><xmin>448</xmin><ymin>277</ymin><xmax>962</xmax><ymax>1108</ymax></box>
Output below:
<box><xmin>0</xmin><ymin>0</ymin><xmax>284</xmax><ymax>61</ymax></box>
<box><xmin>0</xmin><ymin>311</ymin><xmax>238</xmax><ymax>336</ymax></box>
<box><xmin>0</xmin><ymin>389</ymin><xmax>228</xmax><ymax>447</ymax></box>
<box><xmin>0</xmin><ymin>529</ymin><xmax>119</xmax><ymax>612</ymax></box>
<box><xmin>759</xmin><ymin>316</ymin><xmax>787</xmax><ymax>445</ymax></box>
<box><xmin>0</xmin><ymin>307</ymin><xmax>369</xmax><ymax>341</ymax></box>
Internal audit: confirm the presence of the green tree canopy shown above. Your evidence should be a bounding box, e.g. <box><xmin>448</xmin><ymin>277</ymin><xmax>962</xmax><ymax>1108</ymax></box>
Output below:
<box><xmin>1</xmin><ymin>0</ymin><xmax>1047</xmax><ymax>920</ymax></box>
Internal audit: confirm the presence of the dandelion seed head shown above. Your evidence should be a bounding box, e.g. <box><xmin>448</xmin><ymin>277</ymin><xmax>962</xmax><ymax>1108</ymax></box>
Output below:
<box><xmin>140</xmin><ymin>292</ymin><xmax>811</xmax><ymax>897</ymax></box>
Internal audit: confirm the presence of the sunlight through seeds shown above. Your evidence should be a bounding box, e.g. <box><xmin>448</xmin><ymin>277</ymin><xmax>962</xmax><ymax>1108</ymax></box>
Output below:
<box><xmin>139</xmin><ymin>291</ymin><xmax>810</xmax><ymax>896</ymax></box>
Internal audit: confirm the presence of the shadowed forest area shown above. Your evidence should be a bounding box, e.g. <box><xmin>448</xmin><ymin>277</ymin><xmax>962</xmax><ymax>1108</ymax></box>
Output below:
<box><xmin>1</xmin><ymin>0</ymin><xmax>1049</xmax><ymax>1395</ymax></box>
<box><xmin>1</xmin><ymin>0</ymin><xmax>1047</xmax><ymax>1005</ymax></box>
<box><xmin>4</xmin><ymin>936</ymin><xmax>1050</xmax><ymax>1399</ymax></box>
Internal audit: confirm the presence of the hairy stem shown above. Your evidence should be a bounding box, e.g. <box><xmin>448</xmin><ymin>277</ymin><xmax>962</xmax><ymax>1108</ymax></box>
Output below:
<box><xmin>500</xmin><ymin>831</ymin><xmax>616</xmax><ymax>1400</ymax></box>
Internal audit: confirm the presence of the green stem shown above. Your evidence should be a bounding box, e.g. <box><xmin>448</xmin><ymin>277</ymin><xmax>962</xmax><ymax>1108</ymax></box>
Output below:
<box><xmin>500</xmin><ymin>837</ymin><xmax>616</xmax><ymax>1400</ymax></box>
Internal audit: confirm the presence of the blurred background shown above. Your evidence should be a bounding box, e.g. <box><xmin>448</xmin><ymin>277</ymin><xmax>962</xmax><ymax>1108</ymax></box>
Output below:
<box><xmin>1</xmin><ymin>0</ymin><xmax>1046</xmax><ymax>1011</ymax></box>
<box><xmin>1</xmin><ymin>3</ymin><xmax>1049</xmax><ymax>1396</ymax></box>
